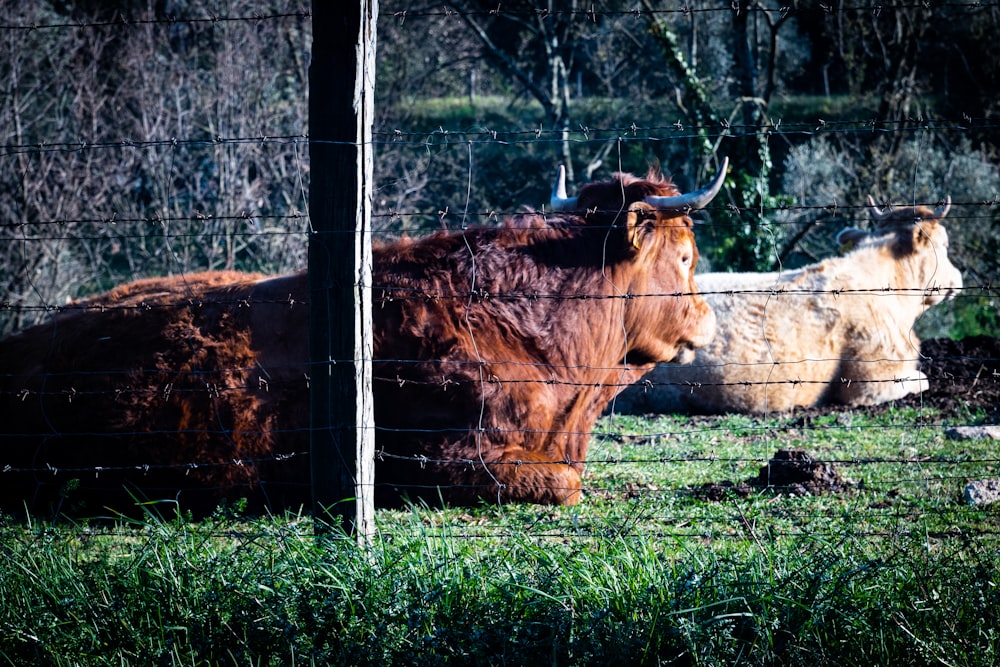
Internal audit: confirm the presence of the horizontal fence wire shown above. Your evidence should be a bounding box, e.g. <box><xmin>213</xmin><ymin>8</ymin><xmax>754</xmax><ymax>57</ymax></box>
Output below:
<box><xmin>4</xmin><ymin>3</ymin><xmax>1000</xmax><ymax>32</ymax></box>
<box><xmin>0</xmin><ymin>3</ymin><xmax>998</xmax><ymax>541</ymax></box>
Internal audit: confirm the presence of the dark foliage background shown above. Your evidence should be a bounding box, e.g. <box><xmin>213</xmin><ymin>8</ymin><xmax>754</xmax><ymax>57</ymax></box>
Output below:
<box><xmin>2</xmin><ymin>0</ymin><xmax>998</xmax><ymax>339</ymax></box>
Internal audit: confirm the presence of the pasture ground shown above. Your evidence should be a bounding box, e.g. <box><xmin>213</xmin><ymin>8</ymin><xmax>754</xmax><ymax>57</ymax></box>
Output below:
<box><xmin>1</xmin><ymin>336</ymin><xmax>998</xmax><ymax>666</ymax></box>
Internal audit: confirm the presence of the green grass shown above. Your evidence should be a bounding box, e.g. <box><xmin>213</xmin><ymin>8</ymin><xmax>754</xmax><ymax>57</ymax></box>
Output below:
<box><xmin>399</xmin><ymin>93</ymin><xmax>888</xmax><ymax>131</ymax></box>
<box><xmin>2</xmin><ymin>406</ymin><xmax>999</xmax><ymax>665</ymax></box>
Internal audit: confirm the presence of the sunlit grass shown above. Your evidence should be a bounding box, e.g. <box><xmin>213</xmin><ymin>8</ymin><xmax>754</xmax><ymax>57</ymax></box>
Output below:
<box><xmin>2</xmin><ymin>404</ymin><xmax>999</xmax><ymax>665</ymax></box>
<box><xmin>401</xmin><ymin>93</ymin><xmax>886</xmax><ymax>131</ymax></box>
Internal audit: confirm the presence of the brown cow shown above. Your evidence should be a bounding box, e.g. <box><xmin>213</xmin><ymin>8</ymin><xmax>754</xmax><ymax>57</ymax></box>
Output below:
<box><xmin>611</xmin><ymin>197</ymin><xmax>961</xmax><ymax>415</ymax></box>
<box><xmin>0</xmin><ymin>160</ymin><xmax>726</xmax><ymax>516</ymax></box>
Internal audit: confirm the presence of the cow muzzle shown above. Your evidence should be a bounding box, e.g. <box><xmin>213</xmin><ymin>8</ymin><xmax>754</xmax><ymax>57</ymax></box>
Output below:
<box><xmin>670</xmin><ymin>306</ymin><xmax>716</xmax><ymax>364</ymax></box>
<box><xmin>670</xmin><ymin>346</ymin><xmax>698</xmax><ymax>365</ymax></box>
<box><xmin>926</xmin><ymin>271</ymin><xmax>963</xmax><ymax>306</ymax></box>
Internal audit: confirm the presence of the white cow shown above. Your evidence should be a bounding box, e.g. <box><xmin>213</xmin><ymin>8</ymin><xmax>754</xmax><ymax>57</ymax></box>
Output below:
<box><xmin>613</xmin><ymin>198</ymin><xmax>962</xmax><ymax>414</ymax></box>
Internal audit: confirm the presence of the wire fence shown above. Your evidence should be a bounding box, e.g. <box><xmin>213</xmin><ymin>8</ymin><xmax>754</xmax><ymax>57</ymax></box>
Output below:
<box><xmin>0</xmin><ymin>3</ymin><xmax>998</xmax><ymax>540</ymax></box>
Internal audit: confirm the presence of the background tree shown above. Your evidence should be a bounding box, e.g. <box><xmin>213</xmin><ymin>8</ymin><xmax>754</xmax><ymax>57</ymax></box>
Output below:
<box><xmin>2</xmin><ymin>0</ymin><xmax>997</xmax><ymax>338</ymax></box>
<box><xmin>642</xmin><ymin>0</ymin><xmax>799</xmax><ymax>271</ymax></box>
<box><xmin>0</xmin><ymin>1</ymin><xmax>310</xmax><ymax>336</ymax></box>
<box><xmin>447</xmin><ymin>0</ymin><xmax>580</xmax><ymax>180</ymax></box>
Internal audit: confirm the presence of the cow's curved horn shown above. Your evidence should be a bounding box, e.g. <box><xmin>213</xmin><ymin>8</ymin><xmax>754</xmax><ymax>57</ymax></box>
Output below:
<box><xmin>644</xmin><ymin>156</ymin><xmax>729</xmax><ymax>212</ymax></box>
<box><xmin>866</xmin><ymin>195</ymin><xmax>893</xmax><ymax>222</ymax></box>
<box><xmin>550</xmin><ymin>165</ymin><xmax>578</xmax><ymax>211</ymax></box>
<box><xmin>933</xmin><ymin>195</ymin><xmax>951</xmax><ymax>219</ymax></box>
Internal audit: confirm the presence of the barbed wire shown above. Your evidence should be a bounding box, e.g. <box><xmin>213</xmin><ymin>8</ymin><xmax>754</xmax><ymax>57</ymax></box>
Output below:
<box><xmin>0</xmin><ymin>10</ymin><xmax>310</xmax><ymax>32</ymax></box>
<box><xmin>0</xmin><ymin>134</ymin><xmax>310</xmax><ymax>159</ymax></box>
<box><xmin>2</xmin><ymin>2</ymin><xmax>998</xmax><ymax>536</ymax></box>
<box><xmin>0</xmin><ymin>214</ymin><xmax>308</xmax><ymax>232</ymax></box>
<box><xmin>0</xmin><ymin>380</ymin><xmax>994</xmax><ymax>442</ymax></box>
<box><xmin>4</xmin><ymin>507</ymin><xmax>998</xmax><ymax>544</ymax></box>
<box><xmin>3</xmin><ymin>208</ymin><xmax>995</xmax><ymax>239</ymax></box>
<box><xmin>386</xmin><ymin>3</ymin><xmax>1000</xmax><ymax>22</ymax></box>
<box><xmin>4</xmin><ymin>200</ymin><xmax>997</xmax><ymax>228</ymax></box>
<box><xmin>0</xmin><ymin>451</ymin><xmax>308</xmax><ymax>477</ymax></box>
<box><xmin>0</xmin><ymin>369</ymin><xmax>994</xmax><ymax>403</ymax></box>
<box><xmin>377</xmin><ymin>117</ymin><xmax>1000</xmax><ymax>140</ymax></box>
<box><xmin>0</xmin><ymin>380</ymin><xmax>992</xmax><ymax>424</ymax></box>
<box><xmin>3</xmin><ymin>3</ymin><xmax>998</xmax><ymax>37</ymax></box>
<box><xmin>4</xmin><ymin>115</ymin><xmax>998</xmax><ymax>159</ymax></box>
<box><xmin>2</xmin><ymin>283</ymin><xmax>996</xmax><ymax>319</ymax></box>
<box><xmin>2</xmin><ymin>441</ymin><xmax>996</xmax><ymax>483</ymax></box>
<box><xmin>4</xmin><ymin>447</ymin><xmax>995</xmax><ymax>476</ymax></box>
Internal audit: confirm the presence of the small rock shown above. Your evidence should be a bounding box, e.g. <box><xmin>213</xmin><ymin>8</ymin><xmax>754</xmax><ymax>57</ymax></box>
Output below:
<box><xmin>964</xmin><ymin>479</ymin><xmax>1000</xmax><ymax>506</ymax></box>
<box><xmin>945</xmin><ymin>425</ymin><xmax>1000</xmax><ymax>440</ymax></box>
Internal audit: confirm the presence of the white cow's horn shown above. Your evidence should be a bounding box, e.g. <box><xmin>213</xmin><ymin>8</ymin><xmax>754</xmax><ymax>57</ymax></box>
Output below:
<box><xmin>866</xmin><ymin>195</ymin><xmax>893</xmax><ymax>222</ymax></box>
<box><xmin>643</xmin><ymin>156</ymin><xmax>729</xmax><ymax>212</ymax></box>
<box><xmin>933</xmin><ymin>195</ymin><xmax>951</xmax><ymax>219</ymax></box>
<box><xmin>550</xmin><ymin>165</ymin><xmax>578</xmax><ymax>211</ymax></box>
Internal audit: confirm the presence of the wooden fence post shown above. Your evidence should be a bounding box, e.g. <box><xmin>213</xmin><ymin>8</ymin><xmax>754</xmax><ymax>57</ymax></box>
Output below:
<box><xmin>308</xmin><ymin>1</ymin><xmax>377</xmax><ymax>541</ymax></box>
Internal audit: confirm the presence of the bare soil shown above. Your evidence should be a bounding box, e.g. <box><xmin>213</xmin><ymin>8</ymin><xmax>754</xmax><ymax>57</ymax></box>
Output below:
<box><xmin>895</xmin><ymin>335</ymin><xmax>1000</xmax><ymax>420</ymax></box>
<box><xmin>697</xmin><ymin>448</ymin><xmax>850</xmax><ymax>500</ymax></box>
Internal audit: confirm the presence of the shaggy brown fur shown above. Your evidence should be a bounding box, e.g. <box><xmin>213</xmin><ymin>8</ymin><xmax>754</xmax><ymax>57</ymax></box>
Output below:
<box><xmin>0</xmin><ymin>168</ymin><xmax>717</xmax><ymax>516</ymax></box>
<box><xmin>612</xmin><ymin>202</ymin><xmax>962</xmax><ymax>415</ymax></box>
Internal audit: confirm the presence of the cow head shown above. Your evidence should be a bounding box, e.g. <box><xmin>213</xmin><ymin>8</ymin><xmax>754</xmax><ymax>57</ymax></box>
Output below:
<box><xmin>866</xmin><ymin>195</ymin><xmax>951</xmax><ymax>231</ymax></box>
<box><xmin>550</xmin><ymin>158</ymin><xmax>728</xmax><ymax>364</ymax></box>
<box><xmin>837</xmin><ymin>196</ymin><xmax>963</xmax><ymax>306</ymax></box>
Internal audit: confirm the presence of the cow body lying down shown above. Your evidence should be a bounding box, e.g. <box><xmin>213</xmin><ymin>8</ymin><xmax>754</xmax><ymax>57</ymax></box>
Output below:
<box><xmin>612</xmin><ymin>198</ymin><xmax>962</xmax><ymax>415</ymax></box>
<box><xmin>0</xmin><ymin>160</ymin><xmax>726</xmax><ymax>515</ymax></box>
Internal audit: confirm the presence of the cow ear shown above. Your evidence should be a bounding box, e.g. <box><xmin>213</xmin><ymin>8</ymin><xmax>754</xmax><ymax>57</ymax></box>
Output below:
<box><xmin>624</xmin><ymin>202</ymin><xmax>655</xmax><ymax>252</ymax></box>
<box><xmin>912</xmin><ymin>219</ymin><xmax>938</xmax><ymax>246</ymax></box>
<box><xmin>836</xmin><ymin>227</ymin><xmax>867</xmax><ymax>253</ymax></box>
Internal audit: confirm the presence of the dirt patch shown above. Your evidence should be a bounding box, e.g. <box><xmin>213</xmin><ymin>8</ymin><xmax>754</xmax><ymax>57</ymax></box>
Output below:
<box><xmin>783</xmin><ymin>335</ymin><xmax>1000</xmax><ymax>420</ymax></box>
<box><xmin>898</xmin><ymin>336</ymin><xmax>1000</xmax><ymax>419</ymax></box>
<box><xmin>697</xmin><ymin>448</ymin><xmax>850</xmax><ymax>501</ymax></box>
